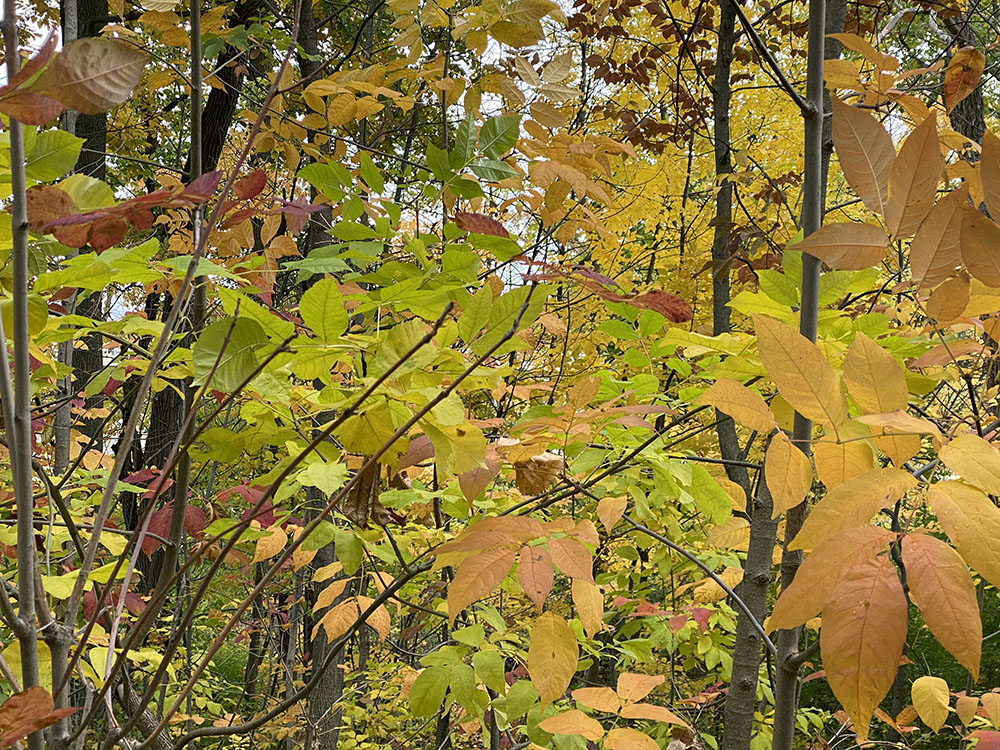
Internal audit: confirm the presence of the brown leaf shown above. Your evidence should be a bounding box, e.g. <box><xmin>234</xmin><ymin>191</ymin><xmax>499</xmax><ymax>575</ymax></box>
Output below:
<box><xmin>791</xmin><ymin>222</ymin><xmax>889</xmax><ymax>270</ymax></box>
<box><xmin>30</xmin><ymin>38</ymin><xmax>148</xmax><ymax>115</ymax></box>
<box><xmin>820</xmin><ymin>552</ymin><xmax>908</xmax><ymax>742</ymax></box>
<box><xmin>454</xmin><ymin>211</ymin><xmax>509</xmax><ymax>238</ymax></box>
<box><xmin>0</xmin><ymin>687</ymin><xmax>77</xmax><ymax>749</ymax></box>
<box><xmin>910</xmin><ymin>186</ymin><xmax>967</xmax><ymax>289</ymax></box>
<box><xmin>885</xmin><ymin>113</ymin><xmax>942</xmax><ymax>239</ymax></box>
<box><xmin>944</xmin><ymin>47</ymin><xmax>985</xmax><ymax>113</ymax></box>
<box><xmin>831</xmin><ymin>97</ymin><xmax>894</xmax><ymax>217</ymax></box>
<box><xmin>513</xmin><ymin>451</ymin><xmax>563</xmax><ymax>495</ymax></box>
<box><xmin>25</xmin><ymin>185</ymin><xmax>76</xmax><ymax>233</ymax></box>
<box><xmin>627</xmin><ymin>290</ymin><xmax>693</xmax><ymax>323</ymax></box>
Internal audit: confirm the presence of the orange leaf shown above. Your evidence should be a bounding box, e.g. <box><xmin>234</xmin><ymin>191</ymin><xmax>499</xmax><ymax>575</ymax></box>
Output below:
<box><xmin>902</xmin><ymin>533</ymin><xmax>981</xmax><ymax>679</ymax></box>
<box><xmin>0</xmin><ymin>688</ymin><xmax>77</xmax><ymax>749</ymax></box>
<box><xmin>537</xmin><ymin>709</ymin><xmax>604</xmax><ymax>740</ymax></box>
<box><xmin>605</xmin><ymin>727</ymin><xmax>659</xmax><ymax>750</ymax></box>
<box><xmin>619</xmin><ymin>701</ymin><xmax>687</xmax><ymax>725</ymax></box>
<box><xmin>770</xmin><ymin>526</ymin><xmax>894</xmax><ymax>630</ymax></box>
<box><xmin>616</xmin><ymin>672</ymin><xmax>664</xmax><ymax>703</ymax></box>
<box><xmin>528</xmin><ymin>611</ymin><xmax>579</xmax><ymax>705</ymax></box>
<box><xmin>820</xmin><ymin>552</ymin><xmax>908</xmax><ymax>742</ymax></box>
<box><xmin>925</xmin><ymin>274</ymin><xmax>970</xmax><ymax>322</ymax></box>
<box><xmin>517</xmin><ymin>545</ymin><xmax>554</xmax><ymax>613</ymax></box>
<box><xmin>885</xmin><ymin>113</ymin><xmax>942</xmax><ymax>239</ymax></box>
<box><xmin>447</xmin><ymin>547</ymin><xmax>516</xmax><ymax>623</ymax></box>
<box><xmin>548</xmin><ymin>536</ymin><xmax>593</xmax><ymax>581</ymax></box>
<box><xmin>572</xmin><ymin>686</ymin><xmax>620</xmax><ymax>713</ymax></box>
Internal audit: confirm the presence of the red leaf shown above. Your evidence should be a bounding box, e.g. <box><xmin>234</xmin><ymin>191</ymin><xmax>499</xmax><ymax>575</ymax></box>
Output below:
<box><xmin>143</xmin><ymin>505</ymin><xmax>174</xmax><ymax>557</ymax></box>
<box><xmin>622</xmin><ymin>290</ymin><xmax>693</xmax><ymax>322</ymax></box>
<box><xmin>184</xmin><ymin>506</ymin><xmax>207</xmax><ymax>536</ymax></box>
<box><xmin>0</xmin><ymin>91</ymin><xmax>63</xmax><ymax>125</ymax></box>
<box><xmin>235</xmin><ymin>170</ymin><xmax>267</xmax><ymax>200</ymax></box>
<box><xmin>182</xmin><ymin>170</ymin><xmax>223</xmax><ymax>201</ymax></box>
<box><xmin>455</xmin><ymin>211</ymin><xmax>510</xmax><ymax>238</ymax></box>
<box><xmin>89</xmin><ymin>216</ymin><xmax>128</xmax><ymax>252</ymax></box>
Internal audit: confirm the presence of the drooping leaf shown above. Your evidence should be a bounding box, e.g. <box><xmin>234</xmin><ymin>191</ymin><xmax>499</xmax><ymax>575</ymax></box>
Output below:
<box><xmin>528</xmin><ymin>611</ymin><xmax>578</xmax><ymax>705</ymax></box>
<box><xmin>517</xmin><ymin>545</ymin><xmax>554</xmax><ymax>612</ymax></box>
<box><xmin>820</xmin><ymin>552</ymin><xmax>908</xmax><ymax>742</ymax></box>
<box><xmin>885</xmin><ymin>113</ymin><xmax>941</xmax><ymax>239</ymax></box>
<box><xmin>192</xmin><ymin>317</ymin><xmax>269</xmax><ymax>393</ymax></box>
<box><xmin>596</xmin><ymin>496</ymin><xmax>627</xmax><ymax>532</ymax></box>
<box><xmin>902</xmin><ymin>532</ymin><xmax>981</xmax><ymax>678</ymax></box>
<box><xmin>910</xmin><ymin>186</ymin><xmax>967</xmax><ymax>289</ymax></box>
<box><xmin>447</xmin><ymin>547</ymin><xmax>516</xmax><ymax>623</ymax></box>
<box><xmin>765</xmin><ymin>433</ymin><xmax>813</xmax><ymax>518</ymax></box>
<box><xmin>753</xmin><ymin>315</ymin><xmax>847</xmax><ymax>430</ymax></box>
<box><xmin>944</xmin><ymin>47</ymin><xmax>985</xmax><ymax>113</ymax></box>
<box><xmin>928</xmin><ymin>481</ymin><xmax>1000</xmax><ymax>590</ymax></box>
<box><xmin>571</xmin><ymin>578</ymin><xmax>604</xmax><ymax>638</ymax></box>
<box><xmin>299</xmin><ymin>277</ymin><xmax>349</xmax><ymax>342</ymax></box>
<box><xmin>789</xmin><ymin>222</ymin><xmax>889</xmax><ymax>270</ymax></box>
<box><xmin>812</xmin><ymin>422</ymin><xmax>876</xmax><ymax>489</ymax></box>
<box><xmin>789</xmin><ymin>468</ymin><xmax>914</xmax><ymax>551</ymax></box>
<box><xmin>911</xmin><ymin>675</ymin><xmax>950</xmax><ymax>732</ymax></box>
<box><xmin>957</xmin><ymin>695</ymin><xmax>979</xmax><ymax>726</ymax></box>
<box><xmin>769</xmin><ymin>526</ymin><xmax>894</xmax><ymax>630</ymax></box>
<box><xmin>692</xmin><ymin>378</ymin><xmax>776</xmax><ymax>433</ymax></box>
<box><xmin>831</xmin><ymin>97</ymin><xmax>894</xmax><ymax>217</ymax></box>
<box><xmin>0</xmin><ymin>687</ymin><xmax>77</xmax><ymax>749</ymax></box>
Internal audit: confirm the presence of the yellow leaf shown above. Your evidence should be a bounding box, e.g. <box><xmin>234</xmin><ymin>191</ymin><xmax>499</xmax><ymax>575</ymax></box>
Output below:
<box><xmin>844</xmin><ymin>332</ymin><xmax>908</xmax><ymax>414</ymax></box>
<box><xmin>961</xmin><ymin>203</ymin><xmax>1000</xmax><ymax>287</ymax></box>
<box><xmin>571</xmin><ymin>686</ymin><xmax>619</xmax><ymax>713</ymax></box>
<box><xmin>766</xmin><ymin>433</ymin><xmax>813</xmax><ymax>518</ymax></box>
<box><xmin>537</xmin><ymin>709</ymin><xmax>604</xmax><ymax>741</ymax></box>
<box><xmin>820</xmin><ymin>553</ymin><xmax>908</xmax><ymax>742</ymax></box>
<box><xmin>313</xmin><ymin>599</ymin><xmax>358</xmax><ymax>642</ymax></box>
<box><xmin>517</xmin><ymin>545</ymin><xmax>554</xmax><ymax>612</ymax></box>
<box><xmin>253</xmin><ymin>525</ymin><xmax>287</xmax><ymax>563</ymax></box>
<box><xmin>447</xmin><ymin>547</ymin><xmax>516</xmax><ymax>623</ymax></box>
<box><xmin>605</xmin><ymin>727</ymin><xmax>659</xmax><ymax>750</ymax></box>
<box><xmin>886</xmin><ymin>112</ymin><xmax>941</xmax><ymax>239</ymax></box>
<box><xmin>828</xmin><ymin>32</ymin><xmax>897</xmax><ymax>70</ymax></box>
<box><xmin>790</xmin><ymin>222</ymin><xmax>889</xmax><ymax>270</ymax></box>
<box><xmin>707</xmin><ymin>516</ymin><xmax>750</xmax><ymax>550</ymax></box>
<box><xmin>855</xmin><ymin>410</ymin><xmax>941</xmax><ymax>438</ymax></box>
<box><xmin>910</xmin><ymin>186</ymin><xmax>967</xmax><ymax>289</ymax></box>
<box><xmin>957</xmin><ymin>695</ymin><xmax>979</xmax><ymax>726</ymax></box>
<box><xmin>824</xmin><ymin>59</ymin><xmax>861</xmax><ymax>90</ymax></box>
<box><xmin>928</xmin><ymin>481</ymin><xmax>1000</xmax><ymax>589</ymax></box>
<box><xmin>619</xmin><ymin>701</ymin><xmax>687</xmax><ymax>725</ymax></box>
<box><xmin>939</xmin><ymin>433</ymin><xmax>1000</xmax><ymax>496</ymax></box>
<box><xmin>902</xmin><ymin>533</ymin><xmax>981</xmax><ymax>679</ymax></box>
<box><xmin>944</xmin><ymin>47</ymin><xmax>985</xmax><ymax>113</ymax></box>
<box><xmin>790</xmin><ymin>468</ymin><xmax>915</xmax><ymax>551</ymax></box>
<box><xmin>571</xmin><ymin>578</ymin><xmax>603</xmax><ymax>638</ymax></box>
<box><xmin>813</xmin><ymin>423</ymin><xmax>876</xmax><ymax>489</ymax></box>
<box><xmin>528</xmin><ymin>611</ymin><xmax>578</xmax><ymax>705</ymax></box>
<box><xmin>911</xmin><ymin>675</ymin><xmax>950</xmax><ymax>732</ymax></box>
<box><xmin>693</xmin><ymin>378</ymin><xmax>776</xmax><ymax>433</ymax></box>
<box><xmin>596</xmin><ymin>496</ymin><xmax>627</xmax><ymax>532</ymax></box>
<box><xmin>616</xmin><ymin>672</ymin><xmax>663</xmax><ymax>703</ymax></box>
<box><xmin>982</xmin><ymin>692</ymin><xmax>1000</xmax><ymax>725</ymax></box>
<box><xmin>770</xmin><ymin>526</ymin><xmax>894</xmax><ymax>630</ymax></box>
<box><xmin>313</xmin><ymin>578</ymin><xmax>349</xmax><ymax>613</ymax></box>
<box><xmin>831</xmin><ymin>96</ymin><xmax>894</xmax><ymax>217</ymax></box>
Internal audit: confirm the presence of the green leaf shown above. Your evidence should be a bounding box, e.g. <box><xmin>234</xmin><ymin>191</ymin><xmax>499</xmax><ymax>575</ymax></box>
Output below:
<box><xmin>409</xmin><ymin>666</ymin><xmax>450</xmax><ymax>716</ymax></box>
<box><xmin>473</xmin><ymin>651</ymin><xmax>507</xmax><ymax>694</ymax></box>
<box><xmin>59</xmin><ymin>173</ymin><xmax>115</xmax><ymax>210</ymax></box>
<box><xmin>473</xmin><ymin>285</ymin><xmax>548</xmax><ymax>356</ymax></box>
<box><xmin>298</xmin><ymin>161</ymin><xmax>351</xmax><ymax>200</ymax></box>
<box><xmin>358</xmin><ymin>151</ymin><xmax>385</xmax><ymax>193</ymax></box>
<box><xmin>300</xmin><ymin>278</ymin><xmax>349</xmax><ymax>342</ymax></box>
<box><xmin>426</xmin><ymin>143</ymin><xmax>453</xmax><ymax>182</ymax></box>
<box><xmin>479</xmin><ymin>115</ymin><xmax>521</xmax><ymax>159</ymax></box>
<box><xmin>298</xmin><ymin>461</ymin><xmax>349</xmax><ymax>494</ymax></box>
<box><xmin>35</xmin><ymin>259</ymin><xmax>113</xmax><ymax>292</ymax></box>
<box><xmin>192</xmin><ymin>317</ymin><xmax>269</xmax><ymax>392</ymax></box>
<box><xmin>459</xmin><ymin>285</ymin><xmax>493</xmax><ymax>343</ymax></box>
<box><xmin>335</xmin><ymin>528</ymin><xmax>363</xmax><ymax>575</ymax></box>
<box><xmin>25</xmin><ymin>129</ymin><xmax>83</xmax><ymax>182</ymax></box>
<box><xmin>451</xmin><ymin>111</ymin><xmax>477</xmax><ymax>169</ymax></box>
<box><xmin>470</xmin><ymin>158</ymin><xmax>519</xmax><ymax>182</ymax></box>
<box><xmin>688</xmin><ymin>464</ymin><xmax>732</xmax><ymax>525</ymax></box>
